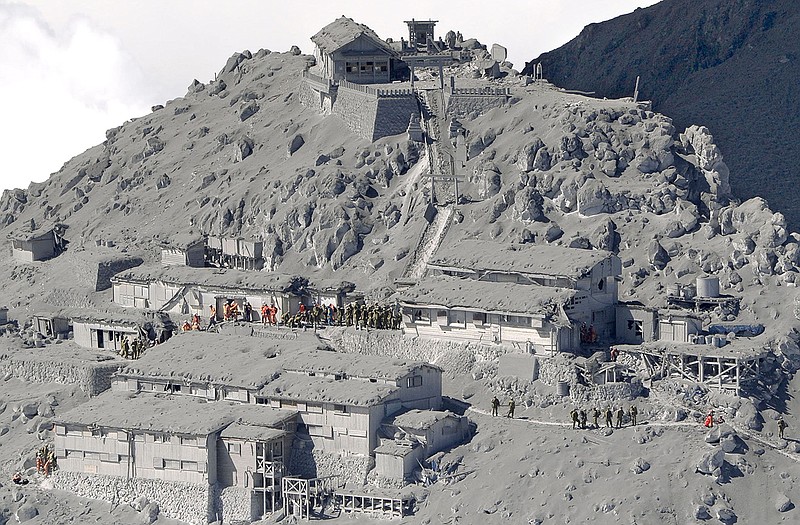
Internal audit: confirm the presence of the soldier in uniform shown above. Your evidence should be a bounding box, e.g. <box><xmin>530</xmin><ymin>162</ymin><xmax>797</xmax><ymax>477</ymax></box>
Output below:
<box><xmin>778</xmin><ymin>416</ymin><xmax>788</xmax><ymax>439</ymax></box>
<box><xmin>605</xmin><ymin>407</ymin><xmax>613</xmax><ymax>428</ymax></box>
<box><xmin>491</xmin><ymin>396</ymin><xmax>500</xmax><ymax>416</ymax></box>
<box><xmin>579</xmin><ymin>409</ymin><xmax>588</xmax><ymax>430</ymax></box>
<box><xmin>616</xmin><ymin>407</ymin><xmax>625</xmax><ymax>428</ymax></box>
<box><xmin>570</xmin><ymin>408</ymin><xmax>579</xmax><ymax>429</ymax></box>
<box><xmin>629</xmin><ymin>405</ymin><xmax>638</xmax><ymax>426</ymax></box>
<box><xmin>507</xmin><ymin>399</ymin><xmax>515</xmax><ymax>418</ymax></box>
<box><xmin>592</xmin><ymin>407</ymin><xmax>601</xmax><ymax>429</ymax></box>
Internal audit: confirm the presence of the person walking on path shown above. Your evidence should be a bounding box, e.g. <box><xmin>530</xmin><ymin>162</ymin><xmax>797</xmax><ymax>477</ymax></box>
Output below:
<box><xmin>592</xmin><ymin>407</ymin><xmax>601</xmax><ymax>429</ymax></box>
<box><xmin>616</xmin><ymin>407</ymin><xmax>625</xmax><ymax>429</ymax></box>
<box><xmin>778</xmin><ymin>416</ymin><xmax>788</xmax><ymax>439</ymax></box>
<box><xmin>605</xmin><ymin>408</ymin><xmax>613</xmax><ymax>428</ymax></box>
<box><xmin>491</xmin><ymin>397</ymin><xmax>500</xmax><ymax>417</ymax></box>
<box><xmin>629</xmin><ymin>405</ymin><xmax>638</xmax><ymax>426</ymax></box>
<box><xmin>507</xmin><ymin>399</ymin><xmax>515</xmax><ymax>418</ymax></box>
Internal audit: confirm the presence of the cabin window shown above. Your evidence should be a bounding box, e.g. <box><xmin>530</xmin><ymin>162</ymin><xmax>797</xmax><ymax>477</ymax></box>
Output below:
<box><xmin>179</xmin><ymin>436</ymin><xmax>197</xmax><ymax>446</ymax></box>
<box><xmin>473</xmin><ymin>312</ymin><xmax>486</xmax><ymax>324</ymax></box>
<box><xmin>627</xmin><ymin>320</ymin><xmax>643</xmax><ymax>338</ymax></box>
<box><xmin>376</xmin><ymin>61</ymin><xmax>388</xmax><ymax>73</ymax></box>
<box><xmin>153</xmin><ymin>434</ymin><xmax>169</xmax><ymax>444</ymax></box>
<box><xmin>84</xmin><ymin>451</ymin><xmax>102</xmax><ymax>461</ymax></box>
<box><xmin>346</xmin><ymin>62</ymin><xmax>357</xmax><ymax>73</ymax></box>
<box><xmin>164</xmin><ymin>459</ymin><xmax>181</xmax><ymax>470</ymax></box>
<box><xmin>333</xmin><ymin>404</ymin><xmax>348</xmax><ymax>414</ymax></box>
<box><xmin>406</xmin><ymin>375</ymin><xmax>423</xmax><ymax>388</ymax></box>
<box><xmin>306</xmin><ymin>402</ymin><xmax>323</xmax><ymax>414</ymax></box>
<box><xmin>65</xmin><ymin>449</ymin><xmax>83</xmax><ymax>459</ymax></box>
<box><xmin>447</xmin><ymin>310</ymin><xmax>466</xmax><ymax>328</ymax></box>
<box><xmin>255</xmin><ymin>397</ymin><xmax>268</xmax><ymax>405</ymax></box>
<box><xmin>597</xmin><ymin>278</ymin><xmax>605</xmax><ymax>291</ymax></box>
<box><xmin>281</xmin><ymin>400</ymin><xmax>298</xmax><ymax>408</ymax></box>
<box><xmin>181</xmin><ymin>461</ymin><xmax>199</xmax><ymax>471</ymax></box>
<box><xmin>228</xmin><ymin>443</ymin><xmax>241</xmax><ymax>455</ymax></box>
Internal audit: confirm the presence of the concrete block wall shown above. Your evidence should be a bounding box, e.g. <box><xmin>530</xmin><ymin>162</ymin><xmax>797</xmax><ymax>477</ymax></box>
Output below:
<box><xmin>51</xmin><ymin>471</ymin><xmax>213</xmax><ymax>525</ymax></box>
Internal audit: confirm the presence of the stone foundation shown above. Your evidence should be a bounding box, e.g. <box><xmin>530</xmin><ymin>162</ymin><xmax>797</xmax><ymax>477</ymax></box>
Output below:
<box><xmin>444</xmin><ymin>93</ymin><xmax>509</xmax><ymax>119</ymax></box>
<box><xmin>328</xmin><ymin>329</ymin><xmax>509</xmax><ymax>376</ymax></box>
<box><xmin>51</xmin><ymin>471</ymin><xmax>212</xmax><ymax>525</ymax></box>
<box><xmin>214</xmin><ymin>486</ymin><xmax>255</xmax><ymax>524</ymax></box>
<box><xmin>289</xmin><ymin>445</ymin><xmax>374</xmax><ymax>486</ymax></box>
<box><xmin>0</xmin><ymin>354</ymin><xmax>118</xmax><ymax>395</ymax></box>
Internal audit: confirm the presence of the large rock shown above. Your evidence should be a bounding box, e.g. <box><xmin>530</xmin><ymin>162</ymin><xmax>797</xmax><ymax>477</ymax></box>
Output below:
<box><xmin>682</xmin><ymin>125</ymin><xmax>732</xmax><ymax>199</ymax></box>
<box><xmin>516</xmin><ymin>138</ymin><xmax>546</xmax><ymax>172</ymax></box>
<box><xmin>647</xmin><ymin>240</ymin><xmax>670</xmax><ymax>270</ymax></box>
<box><xmin>716</xmin><ymin>507</ymin><xmax>736</xmax><ymax>523</ymax></box>
<box><xmin>239</xmin><ymin>101</ymin><xmax>259</xmax><ymax>122</ymax></box>
<box><xmin>470</xmin><ymin>161</ymin><xmax>502</xmax><ymax>200</ymax></box>
<box><xmin>776</xmin><ymin>494</ymin><xmax>793</xmax><ymax>513</ymax></box>
<box><xmin>696</xmin><ymin>449</ymin><xmax>725</xmax><ymax>475</ymax></box>
<box><xmin>590</xmin><ymin>218</ymin><xmax>618</xmax><ymax>252</ymax></box>
<box><xmin>141</xmin><ymin>502</ymin><xmax>160</xmax><ymax>524</ymax></box>
<box><xmin>287</xmin><ymin>134</ymin><xmax>305</xmax><ymax>156</ymax></box>
<box><xmin>15</xmin><ymin>504</ymin><xmax>38</xmax><ymax>522</ymax></box>
<box><xmin>577</xmin><ymin>179</ymin><xmax>613</xmax><ymax>216</ymax></box>
<box><xmin>511</xmin><ymin>187</ymin><xmax>544</xmax><ymax>222</ymax></box>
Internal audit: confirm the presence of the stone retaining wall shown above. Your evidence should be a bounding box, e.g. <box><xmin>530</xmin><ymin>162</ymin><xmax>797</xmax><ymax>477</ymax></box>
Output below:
<box><xmin>571</xmin><ymin>379</ymin><xmax>644</xmax><ymax>404</ymax></box>
<box><xmin>331</xmin><ymin>86</ymin><xmax>378</xmax><ymax>141</ymax></box>
<box><xmin>0</xmin><ymin>355</ymin><xmax>118</xmax><ymax>395</ymax></box>
<box><xmin>328</xmin><ymin>329</ymin><xmax>510</xmax><ymax>376</ymax></box>
<box><xmin>373</xmin><ymin>96</ymin><xmax>419</xmax><ymax>141</ymax></box>
<box><xmin>445</xmin><ymin>93</ymin><xmax>508</xmax><ymax>119</ymax></box>
<box><xmin>289</xmin><ymin>443</ymin><xmax>373</xmax><ymax>486</ymax></box>
<box><xmin>51</xmin><ymin>471</ymin><xmax>212</xmax><ymax>525</ymax></box>
<box><xmin>215</xmin><ymin>486</ymin><xmax>254</xmax><ymax>524</ymax></box>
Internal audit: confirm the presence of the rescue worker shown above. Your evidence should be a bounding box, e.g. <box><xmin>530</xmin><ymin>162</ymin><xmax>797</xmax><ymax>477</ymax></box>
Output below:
<box><xmin>270</xmin><ymin>304</ymin><xmax>278</xmax><ymax>325</ymax></box>
<box><xmin>36</xmin><ymin>452</ymin><xmax>43</xmax><ymax>474</ymax></box>
<box><xmin>704</xmin><ymin>411</ymin><xmax>715</xmax><ymax>429</ymax></box>
<box><xmin>209</xmin><ymin>305</ymin><xmax>217</xmax><ymax>327</ymax></box>
<box><xmin>182</xmin><ymin>320</ymin><xmax>192</xmax><ymax>331</ymax></box>
<box><xmin>12</xmin><ymin>472</ymin><xmax>27</xmax><ymax>485</ymax></box>
<box><xmin>491</xmin><ymin>396</ymin><xmax>500</xmax><ymax>417</ymax></box>
<box><xmin>243</xmin><ymin>301</ymin><xmax>252</xmax><ymax>322</ymax></box>
<box><xmin>579</xmin><ymin>409</ymin><xmax>588</xmax><ymax>430</ymax></box>
<box><xmin>616</xmin><ymin>407</ymin><xmax>625</xmax><ymax>428</ymax></box>
<box><xmin>592</xmin><ymin>407</ymin><xmax>601</xmax><ymax>429</ymax></box>
<box><xmin>605</xmin><ymin>407</ymin><xmax>613</xmax><ymax>428</ymax></box>
<box><xmin>191</xmin><ymin>317</ymin><xmax>201</xmax><ymax>331</ymax></box>
<box><xmin>629</xmin><ymin>405</ymin><xmax>638</xmax><ymax>426</ymax></box>
<box><xmin>570</xmin><ymin>408</ymin><xmax>579</xmax><ymax>429</ymax></box>
<box><xmin>507</xmin><ymin>399</ymin><xmax>515</xmax><ymax>418</ymax></box>
<box><xmin>120</xmin><ymin>337</ymin><xmax>130</xmax><ymax>359</ymax></box>
<box><xmin>778</xmin><ymin>416</ymin><xmax>788</xmax><ymax>439</ymax></box>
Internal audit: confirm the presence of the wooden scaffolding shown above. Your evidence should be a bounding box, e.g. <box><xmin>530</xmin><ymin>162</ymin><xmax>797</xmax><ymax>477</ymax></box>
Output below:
<box><xmin>281</xmin><ymin>475</ymin><xmax>339</xmax><ymax>520</ymax></box>
<box><xmin>626</xmin><ymin>345</ymin><xmax>768</xmax><ymax>395</ymax></box>
<box><xmin>338</xmin><ymin>491</ymin><xmax>408</xmax><ymax>519</ymax></box>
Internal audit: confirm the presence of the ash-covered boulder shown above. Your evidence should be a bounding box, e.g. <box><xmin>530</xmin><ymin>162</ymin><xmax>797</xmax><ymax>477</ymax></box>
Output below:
<box><xmin>239</xmin><ymin>101</ymin><xmax>259</xmax><ymax>122</ymax></box>
<box><xmin>681</xmin><ymin>125</ymin><xmax>732</xmax><ymax>200</ymax></box>
<box><xmin>235</xmin><ymin>136</ymin><xmax>254</xmax><ymax>162</ymax></box>
<box><xmin>776</xmin><ymin>494</ymin><xmax>793</xmax><ymax>513</ymax></box>
<box><xmin>330</xmin><ymin>229</ymin><xmax>360</xmax><ymax>270</ymax></box>
<box><xmin>511</xmin><ymin>187</ymin><xmax>544</xmax><ymax>222</ymax></box>
<box><xmin>287</xmin><ymin>134</ymin><xmax>305</xmax><ymax>157</ymax></box>
<box><xmin>545</xmin><ymin>224</ymin><xmax>563</xmax><ymax>243</ymax></box>
<box><xmin>470</xmin><ymin>160</ymin><xmax>502</xmax><ymax>199</ymax></box>
<box><xmin>577</xmin><ymin>179</ymin><xmax>613</xmax><ymax>216</ymax></box>
<box><xmin>647</xmin><ymin>240</ymin><xmax>670</xmax><ymax>270</ymax></box>
<box><xmin>187</xmin><ymin>79</ymin><xmax>205</xmax><ymax>94</ymax></box>
<box><xmin>558</xmin><ymin>133</ymin><xmax>584</xmax><ymax>161</ymax></box>
<box><xmin>589</xmin><ymin>218</ymin><xmax>618</xmax><ymax>252</ymax></box>
<box><xmin>516</xmin><ymin>138</ymin><xmax>546</xmax><ymax>172</ymax></box>
<box><xmin>16</xmin><ymin>504</ymin><xmax>38</xmax><ymax>522</ymax></box>
<box><xmin>696</xmin><ymin>449</ymin><xmax>725</xmax><ymax>475</ymax></box>
<box><xmin>694</xmin><ymin>505</ymin><xmax>711</xmax><ymax>520</ymax></box>
<box><xmin>716</xmin><ymin>508</ymin><xmax>736</xmax><ymax>523</ymax></box>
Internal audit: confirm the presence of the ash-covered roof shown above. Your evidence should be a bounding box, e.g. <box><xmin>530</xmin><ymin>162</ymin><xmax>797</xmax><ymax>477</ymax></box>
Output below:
<box><xmin>311</xmin><ymin>16</ymin><xmax>394</xmax><ymax>55</ymax></box>
<box><xmin>374</xmin><ymin>441</ymin><xmax>419</xmax><ymax>457</ymax></box>
<box><xmin>429</xmin><ymin>240</ymin><xmax>615</xmax><ymax>280</ymax></box>
<box><xmin>112</xmin><ymin>265</ymin><xmax>306</xmax><ymax>294</ymax></box>
<box><xmin>158</xmin><ymin>233</ymin><xmax>205</xmax><ymax>250</ymax></box>
<box><xmin>54</xmin><ymin>392</ymin><xmax>295</xmax><ymax>436</ymax></box>
<box><xmin>220</xmin><ymin>422</ymin><xmax>287</xmax><ymax>442</ymax></box>
<box><xmin>397</xmin><ymin>275</ymin><xmax>576</xmax><ymax>316</ymax></box>
<box><xmin>119</xmin><ymin>332</ymin><xmax>325</xmax><ymax>389</ymax></box>
<box><xmin>256</xmin><ymin>374</ymin><xmax>398</xmax><ymax>407</ymax></box>
<box><xmin>283</xmin><ymin>349</ymin><xmax>437</xmax><ymax>381</ymax></box>
<box><xmin>392</xmin><ymin>409</ymin><xmax>459</xmax><ymax>431</ymax></box>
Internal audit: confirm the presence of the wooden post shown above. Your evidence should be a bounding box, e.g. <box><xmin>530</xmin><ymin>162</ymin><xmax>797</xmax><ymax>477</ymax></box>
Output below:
<box><xmin>633</xmin><ymin>75</ymin><xmax>640</xmax><ymax>103</ymax></box>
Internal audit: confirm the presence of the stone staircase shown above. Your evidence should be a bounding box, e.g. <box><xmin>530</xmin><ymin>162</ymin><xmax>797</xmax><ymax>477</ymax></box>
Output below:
<box><xmin>402</xmin><ymin>204</ymin><xmax>454</xmax><ymax>280</ymax></box>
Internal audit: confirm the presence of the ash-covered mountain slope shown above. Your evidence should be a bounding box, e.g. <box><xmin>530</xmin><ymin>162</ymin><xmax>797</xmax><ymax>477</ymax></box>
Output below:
<box><xmin>3</xmin><ymin>46</ymin><xmax>800</xmax><ymax>351</ymax></box>
<box><xmin>523</xmin><ymin>0</ymin><xmax>800</xmax><ymax>231</ymax></box>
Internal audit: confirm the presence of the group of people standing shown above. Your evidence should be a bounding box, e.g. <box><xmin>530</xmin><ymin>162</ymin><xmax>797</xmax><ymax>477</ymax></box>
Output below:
<box><xmin>571</xmin><ymin>406</ymin><xmax>637</xmax><ymax>429</ymax></box>
<box><xmin>119</xmin><ymin>336</ymin><xmax>149</xmax><ymax>359</ymax></box>
<box><xmin>491</xmin><ymin>396</ymin><xmax>515</xmax><ymax>418</ymax></box>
